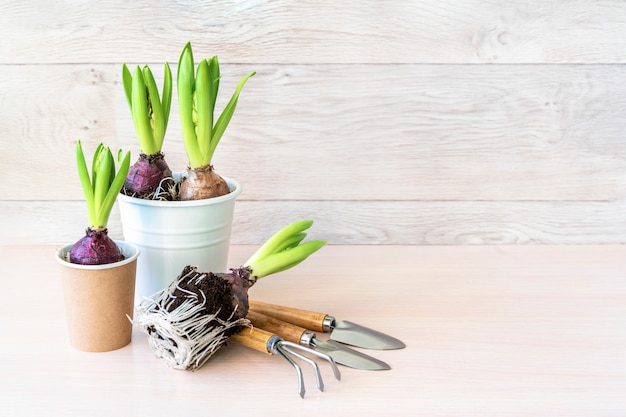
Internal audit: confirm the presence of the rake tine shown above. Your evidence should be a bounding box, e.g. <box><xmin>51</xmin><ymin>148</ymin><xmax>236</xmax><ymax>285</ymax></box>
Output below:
<box><xmin>275</xmin><ymin>343</ymin><xmax>306</xmax><ymax>398</ymax></box>
<box><xmin>280</xmin><ymin>342</ymin><xmax>325</xmax><ymax>392</ymax></box>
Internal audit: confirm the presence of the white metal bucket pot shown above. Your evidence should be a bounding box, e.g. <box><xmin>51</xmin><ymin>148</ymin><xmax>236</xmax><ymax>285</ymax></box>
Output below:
<box><xmin>117</xmin><ymin>176</ymin><xmax>242</xmax><ymax>303</ymax></box>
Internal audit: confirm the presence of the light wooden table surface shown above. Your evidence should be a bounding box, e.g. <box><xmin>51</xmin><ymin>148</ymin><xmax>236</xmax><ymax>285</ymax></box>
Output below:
<box><xmin>1</xmin><ymin>245</ymin><xmax>625</xmax><ymax>417</ymax></box>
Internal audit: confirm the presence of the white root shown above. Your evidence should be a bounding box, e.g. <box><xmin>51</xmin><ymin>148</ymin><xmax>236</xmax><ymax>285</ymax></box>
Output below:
<box><xmin>135</xmin><ymin>268</ymin><xmax>249</xmax><ymax>371</ymax></box>
<box><xmin>152</xmin><ymin>175</ymin><xmax>183</xmax><ymax>201</ymax></box>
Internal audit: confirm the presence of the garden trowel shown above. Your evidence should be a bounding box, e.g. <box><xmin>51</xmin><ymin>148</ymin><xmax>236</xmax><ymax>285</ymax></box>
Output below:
<box><xmin>246</xmin><ymin>310</ymin><xmax>391</xmax><ymax>370</ymax></box>
<box><xmin>249</xmin><ymin>300</ymin><xmax>406</xmax><ymax>350</ymax></box>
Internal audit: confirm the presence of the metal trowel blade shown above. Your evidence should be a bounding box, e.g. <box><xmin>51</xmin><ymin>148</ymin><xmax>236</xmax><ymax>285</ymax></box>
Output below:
<box><xmin>330</xmin><ymin>321</ymin><xmax>406</xmax><ymax>350</ymax></box>
<box><xmin>313</xmin><ymin>339</ymin><xmax>391</xmax><ymax>370</ymax></box>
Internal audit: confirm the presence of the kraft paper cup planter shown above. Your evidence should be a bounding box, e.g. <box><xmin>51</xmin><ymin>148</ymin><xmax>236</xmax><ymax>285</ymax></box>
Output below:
<box><xmin>117</xmin><ymin>175</ymin><xmax>242</xmax><ymax>303</ymax></box>
<box><xmin>56</xmin><ymin>240</ymin><xmax>140</xmax><ymax>352</ymax></box>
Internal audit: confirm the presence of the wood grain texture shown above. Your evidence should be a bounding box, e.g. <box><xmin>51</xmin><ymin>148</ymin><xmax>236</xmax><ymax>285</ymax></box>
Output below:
<box><xmin>230</xmin><ymin>326</ymin><xmax>273</xmax><ymax>355</ymax></box>
<box><xmin>4</xmin><ymin>199</ymin><xmax>626</xmax><ymax>245</ymax></box>
<box><xmin>245</xmin><ymin>311</ymin><xmax>309</xmax><ymax>344</ymax></box>
<box><xmin>2</xmin><ymin>64</ymin><xmax>625</xmax><ymax>202</ymax></box>
<box><xmin>1</xmin><ymin>1</ymin><xmax>625</xmax><ymax>245</ymax></box>
<box><xmin>249</xmin><ymin>301</ymin><xmax>328</xmax><ymax>333</ymax></box>
<box><xmin>2</xmin><ymin>245</ymin><xmax>626</xmax><ymax>416</ymax></box>
<box><xmin>2</xmin><ymin>0</ymin><xmax>626</xmax><ymax>64</ymax></box>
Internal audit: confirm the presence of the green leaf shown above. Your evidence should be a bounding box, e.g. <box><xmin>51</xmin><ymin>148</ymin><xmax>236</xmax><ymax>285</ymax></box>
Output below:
<box><xmin>273</xmin><ymin>232</ymin><xmax>307</xmax><ymax>252</ymax></box>
<box><xmin>208</xmin><ymin>55</ymin><xmax>220</xmax><ymax>128</ymax></box>
<box><xmin>131</xmin><ymin>66</ymin><xmax>158</xmax><ymax>154</ymax></box>
<box><xmin>244</xmin><ymin>220</ymin><xmax>314</xmax><ymax>266</ymax></box>
<box><xmin>161</xmin><ymin>62</ymin><xmax>172</xmax><ymax>137</ymax></box>
<box><xmin>76</xmin><ymin>142</ymin><xmax>131</xmax><ymax>229</ymax></box>
<box><xmin>143</xmin><ymin>65</ymin><xmax>165</xmax><ymax>150</ymax></box>
<box><xmin>108</xmin><ymin>147</ymin><xmax>116</xmax><ymax>186</ymax></box>
<box><xmin>90</xmin><ymin>143</ymin><xmax>104</xmax><ymax>189</ymax></box>
<box><xmin>177</xmin><ymin>42</ymin><xmax>202</xmax><ymax>168</ymax></box>
<box><xmin>124</xmin><ymin>62</ymin><xmax>171</xmax><ymax>154</ymax></box>
<box><xmin>176</xmin><ymin>42</ymin><xmax>254</xmax><ymax>168</ymax></box>
<box><xmin>76</xmin><ymin>140</ymin><xmax>96</xmax><ymax>226</ymax></box>
<box><xmin>98</xmin><ymin>150</ymin><xmax>131</xmax><ymax>227</ymax></box>
<box><xmin>248</xmin><ymin>240</ymin><xmax>327</xmax><ymax>279</ymax></box>
<box><xmin>93</xmin><ymin>148</ymin><xmax>113</xmax><ymax>228</ymax></box>
<box><xmin>122</xmin><ymin>64</ymin><xmax>133</xmax><ymax>109</ymax></box>
<box><xmin>195</xmin><ymin>59</ymin><xmax>212</xmax><ymax>163</ymax></box>
<box><xmin>207</xmin><ymin>71</ymin><xmax>255</xmax><ymax>162</ymax></box>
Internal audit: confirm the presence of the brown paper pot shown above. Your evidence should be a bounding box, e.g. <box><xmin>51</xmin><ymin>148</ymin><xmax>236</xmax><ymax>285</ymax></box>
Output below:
<box><xmin>56</xmin><ymin>241</ymin><xmax>140</xmax><ymax>352</ymax></box>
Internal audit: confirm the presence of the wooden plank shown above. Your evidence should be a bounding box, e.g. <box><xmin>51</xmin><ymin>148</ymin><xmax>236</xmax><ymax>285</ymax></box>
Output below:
<box><xmin>2</xmin><ymin>63</ymin><xmax>626</xmax><ymax>202</ymax></box>
<box><xmin>3</xmin><ymin>200</ymin><xmax>626</xmax><ymax>245</ymax></box>
<box><xmin>4</xmin><ymin>245</ymin><xmax>626</xmax><ymax>415</ymax></box>
<box><xmin>2</xmin><ymin>0</ymin><xmax>626</xmax><ymax>64</ymax></box>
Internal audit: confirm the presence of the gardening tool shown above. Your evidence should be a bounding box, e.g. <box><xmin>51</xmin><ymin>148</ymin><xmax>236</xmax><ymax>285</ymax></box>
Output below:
<box><xmin>249</xmin><ymin>300</ymin><xmax>406</xmax><ymax>350</ymax></box>
<box><xmin>230</xmin><ymin>326</ymin><xmax>341</xmax><ymax>398</ymax></box>
<box><xmin>246</xmin><ymin>311</ymin><xmax>391</xmax><ymax>370</ymax></box>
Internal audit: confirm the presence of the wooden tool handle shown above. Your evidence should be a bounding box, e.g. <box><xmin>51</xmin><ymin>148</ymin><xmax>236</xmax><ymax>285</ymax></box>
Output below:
<box><xmin>230</xmin><ymin>326</ymin><xmax>275</xmax><ymax>354</ymax></box>
<box><xmin>249</xmin><ymin>300</ymin><xmax>327</xmax><ymax>332</ymax></box>
<box><xmin>246</xmin><ymin>310</ymin><xmax>307</xmax><ymax>344</ymax></box>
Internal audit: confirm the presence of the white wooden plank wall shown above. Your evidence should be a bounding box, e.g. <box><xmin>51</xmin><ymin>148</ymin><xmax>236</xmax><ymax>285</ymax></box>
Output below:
<box><xmin>1</xmin><ymin>0</ymin><xmax>626</xmax><ymax>245</ymax></box>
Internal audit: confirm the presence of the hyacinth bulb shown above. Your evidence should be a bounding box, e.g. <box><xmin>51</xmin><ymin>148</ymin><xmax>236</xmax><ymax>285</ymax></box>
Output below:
<box><xmin>69</xmin><ymin>228</ymin><xmax>124</xmax><ymax>265</ymax></box>
<box><xmin>123</xmin><ymin>153</ymin><xmax>173</xmax><ymax>196</ymax></box>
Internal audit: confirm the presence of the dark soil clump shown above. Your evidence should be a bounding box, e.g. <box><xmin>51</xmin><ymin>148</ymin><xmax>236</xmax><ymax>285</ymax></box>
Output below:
<box><xmin>166</xmin><ymin>266</ymin><xmax>243</xmax><ymax>333</ymax></box>
<box><xmin>134</xmin><ymin>266</ymin><xmax>254</xmax><ymax>370</ymax></box>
